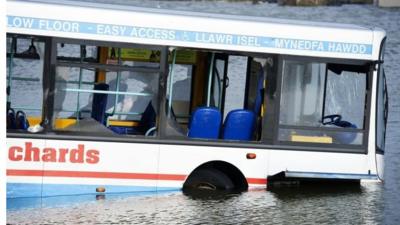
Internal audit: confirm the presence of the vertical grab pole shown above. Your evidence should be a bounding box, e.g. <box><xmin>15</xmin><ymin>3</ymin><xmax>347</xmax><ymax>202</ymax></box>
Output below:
<box><xmin>110</xmin><ymin>48</ymin><xmax>122</xmax><ymax>119</ymax></box>
<box><xmin>107</xmin><ymin>48</ymin><xmax>121</xmax><ymax>127</ymax></box>
<box><xmin>167</xmin><ymin>49</ymin><xmax>177</xmax><ymax>118</ymax></box>
<box><xmin>7</xmin><ymin>37</ymin><xmax>15</xmax><ymax>104</ymax></box>
<box><xmin>206</xmin><ymin>53</ymin><xmax>215</xmax><ymax>107</ymax></box>
<box><xmin>76</xmin><ymin>45</ymin><xmax>85</xmax><ymax>121</ymax></box>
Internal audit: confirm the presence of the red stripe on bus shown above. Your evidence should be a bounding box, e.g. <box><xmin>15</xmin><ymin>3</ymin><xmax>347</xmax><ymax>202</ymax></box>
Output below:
<box><xmin>7</xmin><ymin>169</ymin><xmax>44</xmax><ymax>176</ymax></box>
<box><xmin>7</xmin><ymin>169</ymin><xmax>267</xmax><ymax>185</ymax></box>
<box><xmin>246</xmin><ymin>178</ymin><xmax>267</xmax><ymax>185</ymax></box>
<box><xmin>7</xmin><ymin>169</ymin><xmax>186</xmax><ymax>181</ymax></box>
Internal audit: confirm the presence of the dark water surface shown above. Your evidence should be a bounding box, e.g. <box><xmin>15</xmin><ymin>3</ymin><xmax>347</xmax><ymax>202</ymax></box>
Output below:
<box><xmin>7</xmin><ymin>1</ymin><xmax>400</xmax><ymax>224</ymax></box>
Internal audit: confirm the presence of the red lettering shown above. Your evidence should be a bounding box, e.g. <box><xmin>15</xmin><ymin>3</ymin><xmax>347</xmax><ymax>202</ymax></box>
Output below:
<box><xmin>24</xmin><ymin>142</ymin><xmax>40</xmax><ymax>161</ymax></box>
<box><xmin>86</xmin><ymin>150</ymin><xmax>100</xmax><ymax>164</ymax></box>
<box><xmin>42</xmin><ymin>148</ymin><xmax>57</xmax><ymax>162</ymax></box>
<box><xmin>58</xmin><ymin>148</ymin><xmax>69</xmax><ymax>162</ymax></box>
<box><xmin>70</xmin><ymin>144</ymin><xmax>84</xmax><ymax>163</ymax></box>
<box><xmin>8</xmin><ymin>146</ymin><xmax>23</xmax><ymax>161</ymax></box>
<box><xmin>8</xmin><ymin>142</ymin><xmax>100</xmax><ymax>164</ymax></box>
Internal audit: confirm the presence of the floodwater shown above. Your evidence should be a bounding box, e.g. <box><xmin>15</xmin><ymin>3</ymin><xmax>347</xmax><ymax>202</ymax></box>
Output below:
<box><xmin>7</xmin><ymin>1</ymin><xmax>400</xmax><ymax>225</ymax></box>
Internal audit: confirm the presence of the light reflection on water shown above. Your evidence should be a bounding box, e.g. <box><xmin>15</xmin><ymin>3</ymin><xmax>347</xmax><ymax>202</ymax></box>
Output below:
<box><xmin>6</xmin><ymin>1</ymin><xmax>400</xmax><ymax>224</ymax></box>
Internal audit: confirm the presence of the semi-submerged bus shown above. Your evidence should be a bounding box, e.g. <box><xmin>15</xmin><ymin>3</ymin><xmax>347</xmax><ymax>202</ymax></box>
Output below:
<box><xmin>6</xmin><ymin>0</ymin><xmax>388</xmax><ymax>200</ymax></box>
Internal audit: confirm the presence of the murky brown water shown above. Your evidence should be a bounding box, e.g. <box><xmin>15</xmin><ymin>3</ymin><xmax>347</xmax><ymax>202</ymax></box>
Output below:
<box><xmin>7</xmin><ymin>1</ymin><xmax>400</xmax><ymax>224</ymax></box>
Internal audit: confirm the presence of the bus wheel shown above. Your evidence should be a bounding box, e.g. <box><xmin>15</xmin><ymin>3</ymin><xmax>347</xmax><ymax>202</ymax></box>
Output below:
<box><xmin>183</xmin><ymin>168</ymin><xmax>234</xmax><ymax>191</ymax></box>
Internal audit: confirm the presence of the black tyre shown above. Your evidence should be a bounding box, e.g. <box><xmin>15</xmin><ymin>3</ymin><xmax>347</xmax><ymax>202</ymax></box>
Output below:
<box><xmin>183</xmin><ymin>168</ymin><xmax>234</xmax><ymax>191</ymax></box>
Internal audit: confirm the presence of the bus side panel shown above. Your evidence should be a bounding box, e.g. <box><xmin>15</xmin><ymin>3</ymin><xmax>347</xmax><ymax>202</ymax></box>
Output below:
<box><xmin>7</xmin><ymin>138</ymin><xmax>46</xmax><ymax>198</ymax></box>
<box><xmin>158</xmin><ymin>144</ymin><xmax>269</xmax><ymax>189</ymax></box>
<box><xmin>376</xmin><ymin>153</ymin><xmax>384</xmax><ymax>180</ymax></box>
<box><xmin>39</xmin><ymin>139</ymin><xmax>159</xmax><ymax>196</ymax></box>
<box><xmin>268</xmin><ymin>150</ymin><xmax>371</xmax><ymax>178</ymax></box>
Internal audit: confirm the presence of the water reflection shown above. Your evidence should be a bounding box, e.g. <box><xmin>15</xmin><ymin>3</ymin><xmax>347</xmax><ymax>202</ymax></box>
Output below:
<box><xmin>7</xmin><ymin>184</ymin><xmax>383</xmax><ymax>225</ymax></box>
<box><xmin>182</xmin><ymin>189</ymin><xmax>243</xmax><ymax>201</ymax></box>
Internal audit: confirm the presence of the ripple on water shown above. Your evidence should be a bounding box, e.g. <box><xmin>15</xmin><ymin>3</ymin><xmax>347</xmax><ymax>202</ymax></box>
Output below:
<box><xmin>7</xmin><ymin>184</ymin><xmax>384</xmax><ymax>225</ymax></box>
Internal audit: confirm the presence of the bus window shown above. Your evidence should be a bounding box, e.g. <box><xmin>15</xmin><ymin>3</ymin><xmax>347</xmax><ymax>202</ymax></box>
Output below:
<box><xmin>376</xmin><ymin>67</ymin><xmax>388</xmax><ymax>152</ymax></box>
<box><xmin>57</xmin><ymin>43</ymin><xmax>98</xmax><ymax>62</ymax></box>
<box><xmin>166</xmin><ymin>64</ymin><xmax>193</xmax><ymax>126</ymax></box>
<box><xmin>165</xmin><ymin>49</ymin><xmax>197</xmax><ymax>129</ymax></box>
<box><xmin>323</xmin><ymin>64</ymin><xmax>367</xmax><ymax>129</ymax></box>
<box><xmin>105</xmin><ymin>69</ymin><xmax>159</xmax><ymax>127</ymax></box>
<box><xmin>52</xmin><ymin>42</ymin><xmax>161</xmax><ymax>137</ymax></box>
<box><xmin>278</xmin><ymin>59</ymin><xmax>368</xmax><ymax>146</ymax></box>
<box><xmin>7</xmin><ymin>36</ymin><xmax>45</xmax><ymax>132</ymax></box>
<box><xmin>223</xmin><ymin>55</ymin><xmax>247</xmax><ymax>119</ymax></box>
<box><xmin>54</xmin><ymin>67</ymin><xmax>95</xmax><ymax>120</ymax></box>
<box><xmin>244</xmin><ymin>57</ymin><xmax>274</xmax><ymax>141</ymax></box>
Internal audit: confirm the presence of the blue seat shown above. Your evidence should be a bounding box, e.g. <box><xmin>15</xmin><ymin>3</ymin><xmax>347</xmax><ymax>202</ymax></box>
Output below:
<box><xmin>322</xmin><ymin>114</ymin><xmax>357</xmax><ymax>144</ymax></box>
<box><xmin>334</xmin><ymin>120</ymin><xmax>358</xmax><ymax>144</ymax></box>
<box><xmin>15</xmin><ymin>111</ymin><xmax>30</xmax><ymax>130</ymax></box>
<box><xmin>91</xmin><ymin>83</ymin><xmax>109</xmax><ymax>124</ymax></box>
<box><xmin>222</xmin><ymin>109</ymin><xmax>256</xmax><ymax>141</ymax></box>
<box><xmin>7</xmin><ymin>108</ymin><xmax>16</xmax><ymax>129</ymax></box>
<box><xmin>188</xmin><ymin>107</ymin><xmax>221</xmax><ymax>139</ymax></box>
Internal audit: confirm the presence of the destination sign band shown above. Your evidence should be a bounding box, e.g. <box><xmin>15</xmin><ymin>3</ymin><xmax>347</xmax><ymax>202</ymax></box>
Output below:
<box><xmin>7</xmin><ymin>15</ymin><xmax>372</xmax><ymax>55</ymax></box>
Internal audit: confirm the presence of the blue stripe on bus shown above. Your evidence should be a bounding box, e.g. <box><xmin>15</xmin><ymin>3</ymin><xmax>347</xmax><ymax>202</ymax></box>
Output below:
<box><xmin>6</xmin><ymin>15</ymin><xmax>373</xmax><ymax>55</ymax></box>
<box><xmin>7</xmin><ymin>183</ymin><xmax>180</xmax><ymax>210</ymax></box>
<box><xmin>7</xmin><ymin>183</ymin><xmax>179</xmax><ymax>198</ymax></box>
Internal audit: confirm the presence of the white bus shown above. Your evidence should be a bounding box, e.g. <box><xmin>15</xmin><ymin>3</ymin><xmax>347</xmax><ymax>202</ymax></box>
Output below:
<box><xmin>6</xmin><ymin>0</ymin><xmax>388</xmax><ymax>200</ymax></box>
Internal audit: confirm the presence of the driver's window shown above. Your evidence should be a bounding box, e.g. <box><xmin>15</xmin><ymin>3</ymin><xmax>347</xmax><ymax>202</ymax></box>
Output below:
<box><xmin>323</xmin><ymin>66</ymin><xmax>366</xmax><ymax>129</ymax></box>
<box><xmin>278</xmin><ymin>59</ymin><xmax>367</xmax><ymax>146</ymax></box>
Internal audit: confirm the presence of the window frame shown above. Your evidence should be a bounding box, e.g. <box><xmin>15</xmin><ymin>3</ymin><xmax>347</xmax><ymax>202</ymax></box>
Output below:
<box><xmin>6</xmin><ymin>35</ymin><xmax>374</xmax><ymax>154</ymax></box>
<box><xmin>47</xmin><ymin>37</ymin><xmax>168</xmax><ymax>137</ymax></box>
<box><xmin>6</xmin><ymin>33</ymin><xmax>52</xmax><ymax>133</ymax></box>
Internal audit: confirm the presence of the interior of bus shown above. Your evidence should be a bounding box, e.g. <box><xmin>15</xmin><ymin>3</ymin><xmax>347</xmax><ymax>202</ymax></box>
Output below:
<box><xmin>6</xmin><ymin>34</ymin><xmax>375</xmax><ymax>150</ymax></box>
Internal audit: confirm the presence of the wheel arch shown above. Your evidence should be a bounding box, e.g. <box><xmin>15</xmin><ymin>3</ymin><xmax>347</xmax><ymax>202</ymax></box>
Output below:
<box><xmin>183</xmin><ymin>160</ymin><xmax>248</xmax><ymax>190</ymax></box>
